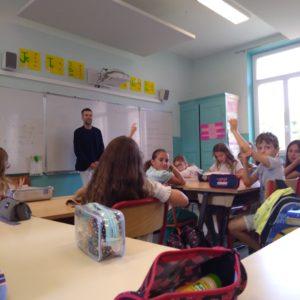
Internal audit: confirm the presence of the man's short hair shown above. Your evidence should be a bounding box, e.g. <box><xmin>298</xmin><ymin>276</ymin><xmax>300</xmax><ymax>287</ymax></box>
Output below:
<box><xmin>255</xmin><ymin>132</ymin><xmax>279</xmax><ymax>149</ymax></box>
<box><xmin>81</xmin><ymin>108</ymin><xmax>92</xmax><ymax>115</ymax></box>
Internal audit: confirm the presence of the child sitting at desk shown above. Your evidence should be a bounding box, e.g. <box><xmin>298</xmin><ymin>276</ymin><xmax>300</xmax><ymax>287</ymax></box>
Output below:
<box><xmin>173</xmin><ymin>155</ymin><xmax>202</xmax><ymax>181</ymax></box>
<box><xmin>0</xmin><ymin>147</ymin><xmax>25</xmax><ymax>198</ymax></box>
<box><xmin>145</xmin><ymin>149</ymin><xmax>186</xmax><ymax>186</ymax></box>
<box><xmin>228</xmin><ymin>119</ymin><xmax>285</xmax><ymax>251</ymax></box>
<box><xmin>0</xmin><ymin>147</ymin><xmax>10</xmax><ymax>197</ymax></box>
<box><xmin>285</xmin><ymin>140</ymin><xmax>300</xmax><ymax>179</ymax></box>
<box><xmin>208</xmin><ymin>143</ymin><xmax>244</xmax><ymax>177</ymax></box>
<box><xmin>76</xmin><ymin>136</ymin><xmax>188</xmax><ymax>210</ymax></box>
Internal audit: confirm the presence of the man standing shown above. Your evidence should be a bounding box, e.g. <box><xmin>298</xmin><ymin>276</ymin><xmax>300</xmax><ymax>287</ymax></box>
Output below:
<box><xmin>73</xmin><ymin>108</ymin><xmax>104</xmax><ymax>185</ymax></box>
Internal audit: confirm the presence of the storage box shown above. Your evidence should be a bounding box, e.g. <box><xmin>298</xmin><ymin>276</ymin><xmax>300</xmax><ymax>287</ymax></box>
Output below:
<box><xmin>12</xmin><ymin>186</ymin><xmax>54</xmax><ymax>202</ymax></box>
<box><xmin>75</xmin><ymin>203</ymin><xmax>125</xmax><ymax>261</ymax></box>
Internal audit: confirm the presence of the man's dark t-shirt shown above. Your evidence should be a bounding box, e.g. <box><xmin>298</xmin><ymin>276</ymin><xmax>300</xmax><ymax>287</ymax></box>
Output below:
<box><xmin>73</xmin><ymin>126</ymin><xmax>104</xmax><ymax>171</ymax></box>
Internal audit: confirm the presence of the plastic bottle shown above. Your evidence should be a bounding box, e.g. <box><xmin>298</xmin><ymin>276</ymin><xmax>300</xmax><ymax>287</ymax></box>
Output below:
<box><xmin>176</xmin><ymin>273</ymin><xmax>222</xmax><ymax>292</ymax></box>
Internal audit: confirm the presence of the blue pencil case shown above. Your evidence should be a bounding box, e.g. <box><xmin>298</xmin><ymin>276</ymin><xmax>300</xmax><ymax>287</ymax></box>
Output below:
<box><xmin>75</xmin><ymin>203</ymin><xmax>125</xmax><ymax>261</ymax></box>
<box><xmin>209</xmin><ymin>174</ymin><xmax>240</xmax><ymax>189</ymax></box>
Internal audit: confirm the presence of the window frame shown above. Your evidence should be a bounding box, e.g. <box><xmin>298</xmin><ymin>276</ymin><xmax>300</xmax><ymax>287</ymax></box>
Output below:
<box><xmin>252</xmin><ymin>42</ymin><xmax>300</xmax><ymax>152</ymax></box>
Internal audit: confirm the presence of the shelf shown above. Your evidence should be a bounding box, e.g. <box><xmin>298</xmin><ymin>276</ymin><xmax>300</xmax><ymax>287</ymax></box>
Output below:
<box><xmin>0</xmin><ymin>69</ymin><xmax>161</xmax><ymax>103</ymax></box>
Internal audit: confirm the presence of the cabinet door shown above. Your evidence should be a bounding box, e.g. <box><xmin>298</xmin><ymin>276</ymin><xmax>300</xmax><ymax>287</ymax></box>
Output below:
<box><xmin>199</xmin><ymin>97</ymin><xmax>226</xmax><ymax>170</ymax></box>
<box><xmin>180</xmin><ymin>103</ymin><xmax>200</xmax><ymax>166</ymax></box>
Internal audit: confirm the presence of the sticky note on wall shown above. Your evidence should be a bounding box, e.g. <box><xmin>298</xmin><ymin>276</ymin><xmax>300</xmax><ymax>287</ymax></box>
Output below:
<box><xmin>68</xmin><ymin>60</ymin><xmax>85</xmax><ymax>80</ymax></box>
<box><xmin>130</xmin><ymin>76</ymin><xmax>142</xmax><ymax>92</ymax></box>
<box><xmin>144</xmin><ymin>80</ymin><xmax>156</xmax><ymax>95</ymax></box>
<box><xmin>46</xmin><ymin>54</ymin><xmax>64</xmax><ymax>75</ymax></box>
<box><xmin>19</xmin><ymin>48</ymin><xmax>41</xmax><ymax>72</ymax></box>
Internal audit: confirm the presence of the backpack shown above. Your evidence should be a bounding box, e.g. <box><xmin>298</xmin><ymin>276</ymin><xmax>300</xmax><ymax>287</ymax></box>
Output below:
<box><xmin>260</xmin><ymin>195</ymin><xmax>300</xmax><ymax>246</ymax></box>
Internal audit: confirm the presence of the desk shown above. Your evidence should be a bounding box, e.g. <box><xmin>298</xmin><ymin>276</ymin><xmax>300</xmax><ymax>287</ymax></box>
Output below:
<box><xmin>27</xmin><ymin>196</ymin><xmax>74</xmax><ymax>220</ymax></box>
<box><xmin>241</xmin><ymin>228</ymin><xmax>300</xmax><ymax>299</ymax></box>
<box><xmin>178</xmin><ymin>182</ymin><xmax>260</xmax><ymax>245</ymax></box>
<box><xmin>0</xmin><ymin>217</ymin><xmax>171</xmax><ymax>300</ymax></box>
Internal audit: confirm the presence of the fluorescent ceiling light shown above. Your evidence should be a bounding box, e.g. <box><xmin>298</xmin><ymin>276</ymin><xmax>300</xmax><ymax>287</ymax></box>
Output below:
<box><xmin>196</xmin><ymin>0</ymin><xmax>249</xmax><ymax>24</ymax></box>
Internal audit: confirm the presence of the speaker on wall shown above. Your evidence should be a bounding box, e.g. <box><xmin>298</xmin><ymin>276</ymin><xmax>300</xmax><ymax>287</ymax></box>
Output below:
<box><xmin>158</xmin><ymin>89</ymin><xmax>169</xmax><ymax>101</ymax></box>
<box><xmin>2</xmin><ymin>51</ymin><xmax>17</xmax><ymax>71</ymax></box>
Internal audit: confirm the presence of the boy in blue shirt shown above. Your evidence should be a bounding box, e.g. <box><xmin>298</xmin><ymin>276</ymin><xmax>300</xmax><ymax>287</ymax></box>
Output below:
<box><xmin>228</xmin><ymin>119</ymin><xmax>284</xmax><ymax>250</ymax></box>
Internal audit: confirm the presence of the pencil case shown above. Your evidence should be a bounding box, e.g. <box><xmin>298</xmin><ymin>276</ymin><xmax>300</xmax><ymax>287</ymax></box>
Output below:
<box><xmin>12</xmin><ymin>186</ymin><xmax>54</xmax><ymax>202</ymax></box>
<box><xmin>75</xmin><ymin>203</ymin><xmax>125</xmax><ymax>261</ymax></box>
<box><xmin>209</xmin><ymin>174</ymin><xmax>240</xmax><ymax>189</ymax></box>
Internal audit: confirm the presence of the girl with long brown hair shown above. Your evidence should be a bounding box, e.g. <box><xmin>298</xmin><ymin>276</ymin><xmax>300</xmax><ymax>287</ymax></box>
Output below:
<box><xmin>80</xmin><ymin>136</ymin><xmax>188</xmax><ymax>208</ymax></box>
<box><xmin>0</xmin><ymin>147</ymin><xmax>10</xmax><ymax>197</ymax></box>
<box><xmin>208</xmin><ymin>143</ymin><xmax>243</xmax><ymax>177</ymax></box>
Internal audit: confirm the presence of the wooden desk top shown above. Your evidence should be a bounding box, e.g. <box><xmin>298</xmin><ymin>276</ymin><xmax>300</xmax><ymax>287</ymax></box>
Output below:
<box><xmin>180</xmin><ymin>181</ymin><xmax>260</xmax><ymax>195</ymax></box>
<box><xmin>27</xmin><ymin>196</ymin><xmax>75</xmax><ymax>219</ymax></box>
<box><xmin>0</xmin><ymin>217</ymin><xmax>171</xmax><ymax>300</ymax></box>
<box><xmin>241</xmin><ymin>228</ymin><xmax>300</xmax><ymax>299</ymax></box>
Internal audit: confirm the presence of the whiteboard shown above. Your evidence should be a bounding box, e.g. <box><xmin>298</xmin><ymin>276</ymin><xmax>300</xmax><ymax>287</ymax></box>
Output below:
<box><xmin>45</xmin><ymin>94</ymin><xmax>140</xmax><ymax>172</ymax></box>
<box><xmin>140</xmin><ymin>109</ymin><xmax>173</xmax><ymax>161</ymax></box>
<box><xmin>0</xmin><ymin>86</ymin><xmax>44</xmax><ymax>174</ymax></box>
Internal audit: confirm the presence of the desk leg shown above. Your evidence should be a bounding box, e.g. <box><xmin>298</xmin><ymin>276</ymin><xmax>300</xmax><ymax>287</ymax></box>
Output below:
<box><xmin>197</xmin><ymin>192</ymin><xmax>208</xmax><ymax>231</ymax></box>
<box><xmin>219</xmin><ymin>207</ymin><xmax>230</xmax><ymax>247</ymax></box>
<box><xmin>205</xmin><ymin>207</ymin><xmax>219</xmax><ymax>246</ymax></box>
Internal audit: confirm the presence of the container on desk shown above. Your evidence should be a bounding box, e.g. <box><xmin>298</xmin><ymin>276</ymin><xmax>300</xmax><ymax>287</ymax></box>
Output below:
<box><xmin>12</xmin><ymin>186</ymin><xmax>54</xmax><ymax>202</ymax></box>
<box><xmin>75</xmin><ymin>203</ymin><xmax>125</xmax><ymax>262</ymax></box>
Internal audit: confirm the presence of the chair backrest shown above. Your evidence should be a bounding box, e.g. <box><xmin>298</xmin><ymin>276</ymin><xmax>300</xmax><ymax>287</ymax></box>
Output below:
<box><xmin>7</xmin><ymin>174</ymin><xmax>31</xmax><ymax>187</ymax></box>
<box><xmin>265</xmin><ymin>178</ymin><xmax>300</xmax><ymax>198</ymax></box>
<box><xmin>112</xmin><ymin>198</ymin><xmax>168</xmax><ymax>239</ymax></box>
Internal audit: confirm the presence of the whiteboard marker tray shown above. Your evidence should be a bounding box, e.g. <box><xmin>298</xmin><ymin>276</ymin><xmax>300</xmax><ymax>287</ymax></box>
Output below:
<box><xmin>12</xmin><ymin>186</ymin><xmax>54</xmax><ymax>202</ymax></box>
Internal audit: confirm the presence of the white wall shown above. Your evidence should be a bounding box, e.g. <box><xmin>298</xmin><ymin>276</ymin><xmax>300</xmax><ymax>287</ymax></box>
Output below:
<box><xmin>0</xmin><ymin>17</ymin><xmax>194</xmax><ymax>136</ymax></box>
<box><xmin>190</xmin><ymin>34</ymin><xmax>284</xmax><ymax>133</ymax></box>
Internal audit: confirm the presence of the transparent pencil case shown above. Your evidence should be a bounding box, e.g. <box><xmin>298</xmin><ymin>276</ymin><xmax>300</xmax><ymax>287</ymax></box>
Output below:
<box><xmin>75</xmin><ymin>203</ymin><xmax>125</xmax><ymax>261</ymax></box>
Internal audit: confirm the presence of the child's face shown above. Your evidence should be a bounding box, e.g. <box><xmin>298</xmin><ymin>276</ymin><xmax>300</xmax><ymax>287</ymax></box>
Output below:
<box><xmin>287</xmin><ymin>144</ymin><xmax>300</xmax><ymax>162</ymax></box>
<box><xmin>256</xmin><ymin>141</ymin><xmax>278</xmax><ymax>157</ymax></box>
<box><xmin>151</xmin><ymin>152</ymin><xmax>170</xmax><ymax>170</ymax></box>
<box><xmin>214</xmin><ymin>151</ymin><xmax>227</xmax><ymax>164</ymax></box>
<box><xmin>174</xmin><ymin>160</ymin><xmax>188</xmax><ymax>172</ymax></box>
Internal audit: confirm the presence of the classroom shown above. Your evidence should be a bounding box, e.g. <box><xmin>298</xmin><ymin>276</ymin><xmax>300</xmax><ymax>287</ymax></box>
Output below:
<box><xmin>1</xmin><ymin>0</ymin><xmax>300</xmax><ymax>299</ymax></box>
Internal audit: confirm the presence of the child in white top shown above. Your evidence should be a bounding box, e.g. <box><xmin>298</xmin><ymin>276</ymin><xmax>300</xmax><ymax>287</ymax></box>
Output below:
<box><xmin>208</xmin><ymin>143</ymin><xmax>244</xmax><ymax>177</ymax></box>
<box><xmin>173</xmin><ymin>155</ymin><xmax>202</xmax><ymax>181</ymax></box>
<box><xmin>145</xmin><ymin>149</ymin><xmax>186</xmax><ymax>186</ymax></box>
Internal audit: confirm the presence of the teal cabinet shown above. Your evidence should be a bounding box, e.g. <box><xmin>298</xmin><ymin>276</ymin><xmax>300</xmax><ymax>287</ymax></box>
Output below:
<box><xmin>180</xmin><ymin>101</ymin><xmax>200</xmax><ymax>167</ymax></box>
<box><xmin>180</xmin><ymin>93</ymin><xmax>239</xmax><ymax>171</ymax></box>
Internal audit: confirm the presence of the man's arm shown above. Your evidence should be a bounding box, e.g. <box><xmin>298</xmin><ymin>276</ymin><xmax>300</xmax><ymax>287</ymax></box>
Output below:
<box><xmin>96</xmin><ymin>129</ymin><xmax>105</xmax><ymax>160</ymax></box>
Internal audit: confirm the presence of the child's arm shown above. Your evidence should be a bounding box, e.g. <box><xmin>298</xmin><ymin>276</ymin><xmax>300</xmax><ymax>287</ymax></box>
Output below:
<box><xmin>128</xmin><ymin>123</ymin><xmax>137</xmax><ymax>138</ymax></box>
<box><xmin>239</xmin><ymin>154</ymin><xmax>259</xmax><ymax>187</ymax></box>
<box><xmin>167</xmin><ymin>165</ymin><xmax>186</xmax><ymax>186</ymax></box>
<box><xmin>229</xmin><ymin>119</ymin><xmax>271</xmax><ymax>167</ymax></box>
<box><xmin>285</xmin><ymin>157</ymin><xmax>300</xmax><ymax>178</ymax></box>
<box><xmin>229</xmin><ymin>119</ymin><xmax>251</xmax><ymax>153</ymax></box>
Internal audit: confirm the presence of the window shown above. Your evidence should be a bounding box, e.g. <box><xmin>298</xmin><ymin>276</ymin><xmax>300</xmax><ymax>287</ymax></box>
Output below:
<box><xmin>253</xmin><ymin>44</ymin><xmax>300</xmax><ymax>150</ymax></box>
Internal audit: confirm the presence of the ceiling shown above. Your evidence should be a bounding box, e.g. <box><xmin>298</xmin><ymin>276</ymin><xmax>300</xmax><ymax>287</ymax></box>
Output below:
<box><xmin>123</xmin><ymin>0</ymin><xmax>278</xmax><ymax>59</ymax></box>
<box><xmin>2</xmin><ymin>0</ymin><xmax>297</xmax><ymax>59</ymax></box>
<box><xmin>18</xmin><ymin>0</ymin><xmax>195</xmax><ymax>56</ymax></box>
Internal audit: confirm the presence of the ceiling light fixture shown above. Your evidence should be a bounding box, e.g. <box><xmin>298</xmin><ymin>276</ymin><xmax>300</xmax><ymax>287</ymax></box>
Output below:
<box><xmin>196</xmin><ymin>0</ymin><xmax>249</xmax><ymax>24</ymax></box>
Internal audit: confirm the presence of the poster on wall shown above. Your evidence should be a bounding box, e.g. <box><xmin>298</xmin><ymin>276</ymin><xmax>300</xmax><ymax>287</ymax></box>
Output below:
<box><xmin>45</xmin><ymin>54</ymin><xmax>64</xmax><ymax>75</ymax></box>
<box><xmin>68</xmin><ymin>60</ymin><xmax>85</xmax><ymax>80</ymax></box>
<box><xmin>144</xmin><ymin>80</ymin><xmax>156</xmax><ymax>95</ymax></box>
<box><xmin>200</xmin><ymin>122</ymin><xmax>226</xmax><ymax>140</ymax></box>
<box><xmin>130</xmin><ymin>76</ymin><xmax>142</xmax><ymax>92</ymax></box>
<box><xmin>19</xmin><ymin>48</ymin><xmax>41</xmax><ymax>72</ymax></box>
